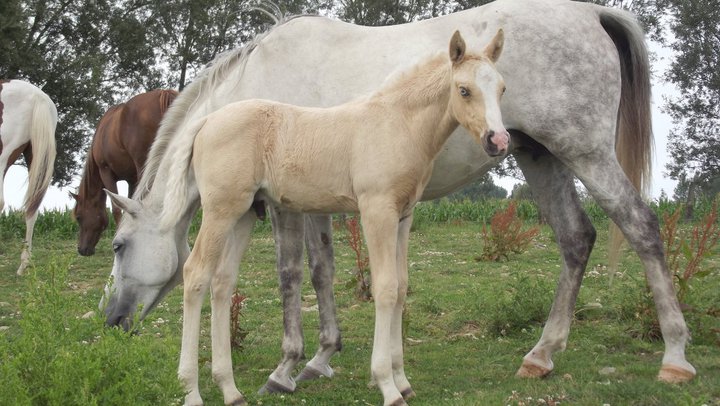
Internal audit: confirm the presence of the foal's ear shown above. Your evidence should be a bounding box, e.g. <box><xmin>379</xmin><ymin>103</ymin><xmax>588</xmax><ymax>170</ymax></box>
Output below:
<box><xmin>484</xmin><ymin>28</ymin><xmax>504</xmax><ymax>63</ymax></box>
<box><xmin>449</xmin><ymin>30</ymin><xmax>466</xmax><ymax>64</ymax></box>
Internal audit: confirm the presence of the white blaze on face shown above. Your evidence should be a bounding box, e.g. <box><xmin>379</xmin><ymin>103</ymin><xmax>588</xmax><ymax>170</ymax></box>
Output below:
<box><xmin>475</xmin><ymin>64</ymin><xmax>509</xmax><ymax>151</ymax></box>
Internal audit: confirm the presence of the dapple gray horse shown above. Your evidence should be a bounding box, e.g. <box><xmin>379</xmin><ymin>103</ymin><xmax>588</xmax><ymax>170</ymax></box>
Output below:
<box><xmin>102</xmin><ymin>0</ymin><xmax>695</xmax><ymax>399</ymax></box>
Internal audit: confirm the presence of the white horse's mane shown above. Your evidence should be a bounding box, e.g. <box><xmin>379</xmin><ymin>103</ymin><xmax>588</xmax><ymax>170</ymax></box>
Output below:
<box><xmin>133</xmin><ymin>6</ymin><xmax>318</xmax><ymax>201</ymax></box>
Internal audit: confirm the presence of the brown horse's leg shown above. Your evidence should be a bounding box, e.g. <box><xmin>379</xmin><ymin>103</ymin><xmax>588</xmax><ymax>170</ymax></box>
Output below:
<box><xmin>99</xmin><ymin>169</ymin><xmax>122</xmax><ymax>226</ymax></box>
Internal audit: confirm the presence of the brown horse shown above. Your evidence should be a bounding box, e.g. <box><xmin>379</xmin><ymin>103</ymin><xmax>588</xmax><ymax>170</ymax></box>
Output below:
<box><xmin>71</xmin><ymin>89</ymin><xmax>177</xmax><ymax>256</ymax></box>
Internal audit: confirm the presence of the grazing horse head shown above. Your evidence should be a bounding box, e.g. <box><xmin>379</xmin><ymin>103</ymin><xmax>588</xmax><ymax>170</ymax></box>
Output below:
<box><xmin>102</xmin><ymin>190</ymin><xmax>191</xmax><ymax>330</ymax></box>
<box><xmin>70</xmin><ymin>190</ymin><xmax>109</xmax><ymax>256</ymax></box>
<box><xmin>448</xmin><ymin>29</ymin><xmax>509</xmax><ymax>157</ymax></box>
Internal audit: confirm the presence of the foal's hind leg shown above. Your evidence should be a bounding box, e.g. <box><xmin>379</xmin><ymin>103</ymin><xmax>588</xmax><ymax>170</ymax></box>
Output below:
<box><xmin>568</xmin><ymin>153</ymin><xmax>695</xmax><ymax>382</ymax></box>
<box><xmin>513</xmin><ymin>148</ymin><xmax>596</xmax><ymax>378</ymax></box>
<box><xmin>296</xmin><ymin>214</ymin><xmax>342</xmax><ymax>382</ymax></box>
<box><xmin>260</xmin><ymin>206</ymin><xmax>306</xmax><ymax>394</ymax></box>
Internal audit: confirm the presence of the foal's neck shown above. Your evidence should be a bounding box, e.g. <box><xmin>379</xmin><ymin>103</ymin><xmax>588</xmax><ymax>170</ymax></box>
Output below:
<box><xmin>371</xmin><ymin>54</ymin><xmax>458</xmax><ymax>159</ymax></box>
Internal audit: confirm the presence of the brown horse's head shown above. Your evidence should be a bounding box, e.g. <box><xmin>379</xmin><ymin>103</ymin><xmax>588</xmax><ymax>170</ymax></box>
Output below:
<box><xmin>71</xmin><ymin>191</ymin><xmax>109</xmax><ymax>256</ymax></box>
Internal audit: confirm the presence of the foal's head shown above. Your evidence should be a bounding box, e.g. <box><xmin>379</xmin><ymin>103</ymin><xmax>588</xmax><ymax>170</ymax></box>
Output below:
<box><xmin>449</xmin><ymin>30</ymin><xmax>509</xmax><ymax>157</ymax></box>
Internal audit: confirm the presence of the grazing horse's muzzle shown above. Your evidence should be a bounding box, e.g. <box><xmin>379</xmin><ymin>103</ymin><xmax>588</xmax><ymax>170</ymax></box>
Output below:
<box><xmin>104</xmin><ymin>295</ymin><xmax>135</xmax><ymax>332</ymax></box>
<box><xmin>78</xmin><ymin>246</ymin><xmax>95</xmax><ymax>256</ymax></box>
<box><xmin>484</xmin><ymin>129</ymin><xmax>510</xmax><ymax>157</ymax></box>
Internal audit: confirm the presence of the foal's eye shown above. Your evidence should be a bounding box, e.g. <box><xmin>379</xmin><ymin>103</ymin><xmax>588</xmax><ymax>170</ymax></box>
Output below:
<box><xmin>502</xmin><ymin>86</ymin><xmax>507</xmax><ymax>95</ymax></box>
<box><xmin>459</xmin><ymin>86</ymin><xmax>471</xmax><ymax>97</ymax></box>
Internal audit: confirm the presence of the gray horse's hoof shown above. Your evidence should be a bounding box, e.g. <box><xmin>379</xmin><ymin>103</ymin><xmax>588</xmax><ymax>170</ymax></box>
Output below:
<box><xmin>258</xmin><ymin>378</ymin><xmax>295</xmax><ymax>395</ymax></box>
<box><xmin>401</xmin><ymin>388</ymin><xmax>416</xmax><ymax>400</ymax></box>
<box><xmin>295</xmin><ymin>365</ymin><xmax>329</xmax><ymax>382</ymax></box>
<box><xmin>389</xmin><ymin>397</ymin><xmax>408</xmax><ymax>406</ymax></box>
<box><xmin>227</xmin><ymin>396</ymin><xmax>247</xmax><ymax>406</ymax></box>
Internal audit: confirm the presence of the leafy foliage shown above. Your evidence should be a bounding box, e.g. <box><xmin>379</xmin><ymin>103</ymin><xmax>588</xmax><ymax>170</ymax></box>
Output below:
<box><xmin>230</xmin><ymin>288</ymin><xmax>249</xmax><ymax>351</ymax></box>
<box><xmin>477</xmin><ymin>201</ymin><xmax>540</xmax><ymax>262</ymax></box>
<box><xmin>661</xmin><ymin>199</ymin><xmax>720</xmax><ymax>304</ymax></box>
<box><xmin>0</xmin><ymin>258</ymin><xmax>183</xmax><ymax>404</ymax></box>
<box><xmin>344</xmin><ymin>215</ymin><xmax>371</xmax><ymax>301</ymax></box>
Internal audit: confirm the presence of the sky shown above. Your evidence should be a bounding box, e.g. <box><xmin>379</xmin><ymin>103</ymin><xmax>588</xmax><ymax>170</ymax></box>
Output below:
<box><xmin>2</xmin><ymin>40</ymin><xmax>678</xmax><ymax>214</ymax></box>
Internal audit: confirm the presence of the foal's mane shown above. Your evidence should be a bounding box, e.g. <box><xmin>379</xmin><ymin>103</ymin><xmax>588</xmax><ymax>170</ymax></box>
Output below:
<box><xmin>133</xmin><ymin>9</ymin><xmax>316</xmax><ymax>201</ymax></box>
<box><xmin>371</xmin><ymin>51</ymin><xmax>486</xmax><ymax>106</ymax></box>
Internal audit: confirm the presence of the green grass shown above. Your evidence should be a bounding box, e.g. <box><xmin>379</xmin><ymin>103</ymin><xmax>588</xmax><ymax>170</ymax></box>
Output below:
<box><xmin>0</xmin><ymin>206</ymin><xmax>718</xmax><ymax>405</ymax></box>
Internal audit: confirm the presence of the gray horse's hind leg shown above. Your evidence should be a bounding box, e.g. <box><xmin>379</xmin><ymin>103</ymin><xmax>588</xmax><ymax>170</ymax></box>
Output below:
<box><xmin>260</xmin><ymin>206</ymin><xmax>306</xmax><ymax>394</ymax></box>
<box><xmin>296</xmin><ymin>214</ymin><xmax>342</xmax><ymax>382</ymax></box>
<box><xmin>568</xmin><ymin>153</ymin><xmax>695</xmax><ymax>382</ymax></box>
<box><xmin>512</xmin><ymin>144</ymin><xmax>596</xmax><ymax>377</ymax></box>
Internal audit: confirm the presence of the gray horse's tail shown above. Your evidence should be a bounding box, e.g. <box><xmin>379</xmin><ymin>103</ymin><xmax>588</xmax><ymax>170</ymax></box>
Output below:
<box><xmin>159</xmin><ymin>117</ymin><xmax>207</xmax><ymax>230</ymax></box>
<box><xmin>597</xmin><ymin>7</ymin><xmax>654</xmax><ymax>271</ymax></box>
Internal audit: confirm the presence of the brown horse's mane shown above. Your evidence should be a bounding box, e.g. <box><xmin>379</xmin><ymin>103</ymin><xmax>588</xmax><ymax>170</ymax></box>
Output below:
<box><xmin>158</xmin><ymin>89</ymin><xmax>178</xmax><ymax>117</ymax></box>
<box><xmin>78</xmin><ymin>104</ymin><xmax>123</xmax><ymax>198</ymax></box>
<box><xmin>134</xmin><ymin>10</ymin><xmax>317</xmax><ymax>201</ymax></box>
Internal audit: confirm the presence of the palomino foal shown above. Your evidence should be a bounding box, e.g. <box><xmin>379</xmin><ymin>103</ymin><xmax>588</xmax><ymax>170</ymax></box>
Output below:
<box><xmin>160</xmin><ymin>31</ymin><xmax>506</xmax><ymax>406</ymax></box>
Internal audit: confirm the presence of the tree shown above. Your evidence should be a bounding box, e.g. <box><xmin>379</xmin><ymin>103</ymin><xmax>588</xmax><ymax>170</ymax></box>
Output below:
<box><xmin>663</xmin><ymin>0</ymin><xmax>720</xmax><ymax>201</ymax></box>
<box><xmin>0</xmin><ymin>0</ymin><xmax>165</xmax><ymax>185</ymax></box>
<box><xmin>0</xmin><ymin>0</ymin><xmax>281</xmax><ymax>185</ymax></box>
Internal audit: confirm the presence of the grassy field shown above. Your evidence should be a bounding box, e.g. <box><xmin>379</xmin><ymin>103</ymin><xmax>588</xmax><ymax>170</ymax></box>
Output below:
<box><xmin>0</xmin><ymin>204</ymin><xmax>718</xmax><ymax>405</ymax></box>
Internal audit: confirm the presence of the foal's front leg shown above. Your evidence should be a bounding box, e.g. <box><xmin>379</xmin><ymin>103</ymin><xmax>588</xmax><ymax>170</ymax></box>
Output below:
<box><xmin>179</xmin><ymin>215</ymin><xmax>245</xmax><ymax>406</ymax></box>
<box><xmin>391</xmin><ymin>214</ymin><xmax>414</xmax><ymax>400</ymax></box>
<box><xmin>211</xmin><ymin>213</ymin><xmax>256</xmax><ymax>405</ymax></box>
<box><xmin>360</xmin><ymin>198</ymin><xmax>407</xmax><ymax>406</ymax></box>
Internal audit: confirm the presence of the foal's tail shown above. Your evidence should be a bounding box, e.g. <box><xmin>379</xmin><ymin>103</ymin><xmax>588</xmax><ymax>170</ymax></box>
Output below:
<box><xmin>159</xmin><ymin>117</ymin><xmax>207</xmax><ymax>230</ymax></box>
<box><xmin>597</xmin><ymin>8</ymin><xmax>654</xmax><ymax>270</ymax></box>
<box><xmin>24</xmin><ymin>94</ymin><xmax>57</xmax><ymax>217</ymax></box>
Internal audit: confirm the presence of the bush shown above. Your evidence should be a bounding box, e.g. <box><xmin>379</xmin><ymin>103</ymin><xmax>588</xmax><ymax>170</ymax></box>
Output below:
<box><xmin>477</xmin><ymin>201</ymin><xmax>539</xmax><ymax>262</ymax></box>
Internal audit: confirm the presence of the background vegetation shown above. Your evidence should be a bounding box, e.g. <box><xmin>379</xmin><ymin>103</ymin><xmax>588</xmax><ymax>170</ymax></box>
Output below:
<box><xmin>0</xmin><ymin>198</ymin><xmax>718</xmax><ymax>405</ymax></box>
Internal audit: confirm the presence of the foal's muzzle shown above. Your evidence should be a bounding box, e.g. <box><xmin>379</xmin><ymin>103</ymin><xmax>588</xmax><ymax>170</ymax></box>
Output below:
<box><xmin>484</xmin><ymin>129</ymin><xmax>510</xmax><ymax>157</ymax></box>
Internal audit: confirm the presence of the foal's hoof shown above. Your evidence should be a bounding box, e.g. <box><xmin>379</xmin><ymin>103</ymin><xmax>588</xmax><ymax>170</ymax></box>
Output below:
<box><xmin>516</xmin><ymin>360</ymin><xmax>552</xmax><ymax>378</ymax></box>
<box><xmin>295</xmin><ymin>364</ymin><xmax>332</xmax><ymax>382</ymax></box>
<box><xmin>401</xmin><ymin>388</ymin><xmax>416</xmax><ymax>400</ymax></box>
<box><xmin>258</xmin><ymin>378</ymin><xmax>295</xmax><ymax>395</ymax></box>
<box><xmin>658</xmin><ymin>364</ymin><xmax>695</xmax><ymax>384</ymax></box>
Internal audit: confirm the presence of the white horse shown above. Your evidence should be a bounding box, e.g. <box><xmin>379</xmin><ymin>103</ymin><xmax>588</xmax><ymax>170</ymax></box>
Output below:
<box><xmin>158</xmin><ymin>30</ymin><xmax>505</xmax><ymax>406</ymax></box>
<box><xmin>0</xmin><ymin>79</ymin><xmax>57</xmax><ymax>275</ymax></box>
<box><xmin>103</xmin><ymin>0</ymin><xmax>695</xmax><ymax>398</ymax></box>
